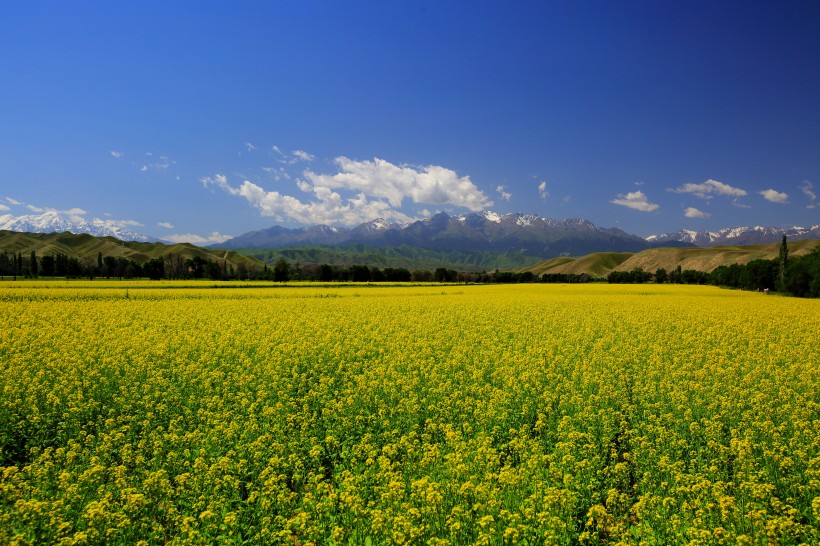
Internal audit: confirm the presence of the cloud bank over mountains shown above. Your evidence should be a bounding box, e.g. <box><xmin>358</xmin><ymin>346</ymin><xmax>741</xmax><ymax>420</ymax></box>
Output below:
<box><xmin>202</xmin><ymin>157</ymin><xmax>492</xmax><ymax>227</ymax></box>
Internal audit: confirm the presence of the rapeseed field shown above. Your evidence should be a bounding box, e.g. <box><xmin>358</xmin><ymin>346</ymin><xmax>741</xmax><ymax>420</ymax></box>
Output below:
<box><xmin>1</xmin><ymin>282</ymin><xmax>818</xmax><ymax>545</ymax></box>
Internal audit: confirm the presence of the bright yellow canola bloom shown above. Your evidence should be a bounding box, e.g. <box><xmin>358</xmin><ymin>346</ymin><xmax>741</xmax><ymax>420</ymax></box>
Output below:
<box><xmin>1</xmin><ymin>282</ymin><xmax>819</xmax><ymax>545</ymax></box>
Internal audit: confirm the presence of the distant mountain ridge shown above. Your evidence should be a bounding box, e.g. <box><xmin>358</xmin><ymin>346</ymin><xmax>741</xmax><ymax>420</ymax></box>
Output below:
<box><xmin>217</xmin><ymin>211</ymin><xmax>669</xmax><ymax>258</ymax></box>
<box><xmin>0</xmin><ymin>211</ymin><xmax>155</xmax><ymax>243</ymax></box>
<box><xmin>3</xmin><ymin>210</ymin><xmax>818</xmax><ymax>258</ymax></box>
<box><xmin>646</xmin><ymin>225</ymin><xmax>820</xmax><ymax>246</ymax></box>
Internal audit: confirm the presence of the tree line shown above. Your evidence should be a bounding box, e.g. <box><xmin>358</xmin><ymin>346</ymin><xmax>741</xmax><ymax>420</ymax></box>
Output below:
<box><xmin>0</xmin><ymin>251</ymin><xmax>259</xmax><ymax>281</ymax></box>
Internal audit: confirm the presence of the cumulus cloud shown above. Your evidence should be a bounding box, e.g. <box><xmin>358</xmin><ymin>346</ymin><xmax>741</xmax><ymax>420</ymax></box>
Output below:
<box><xmin>760</xmin><ymin>188</ymin><xmax>789</xmax><ymax>203</ymax></box>
<box><xmin>304</xmin><ymin>157</ymin><xmax>491</xmax><ymax>211</ymax></box>
<box><xmin>202</xmin><ymin>157</ymin><xmax>492</xmax><ymax>226</ymax></box>
<box><xmin>610</xmin><ymin>191</ymin><xmax>659</xmax><ymax>212</ymax></box>
<box><xmin>164</xmin><ymin>232</ymin><xmax>233</xmax><ymax>245</ymax></box>
<box><xmin>26</xmin><ymin>204</ymin><xmax>44</xmax><ymax>213</ymax></box>
<box><xmin>201</xmin><ymin>157</ymin><xmax>492</xmax><ymax>225</ymax></box>
<box><xmin>157</xmin><ymin>222</ymin><xmax>175</xmax><ymax>229</ymax></box>
<box><xmin>203</xmin><ymin>175</ymin><xmax>415</xmax><ymax>226</ymax></box>
<box><xmin>6</xmin><ymin>197</ymin><xmax>22</xmax><ymax>206</ymax></box>
<box><xmin>0</xmin><ymin>203</ymin><xmax>9</xmax><ymax>211</ymax></box>
<box><xmin>538</xmin><ymin>181</ymin><xmax>549</xmax><ymax>200</ymax></box>
<box><xmin>110</xmin><ymin>150</ymin><xmax>123</xmax><ymax>159</ymax></box>
<box><xmin>496</xmin><ymin>185</ymin><xmax>512</xmax><ymax>201</ymax></box>
<box><xmin>684</xmin><ymin>207</ymin><xmax>710</xmax><ymax>219</ymax></box>
<box><xmin>670</xmin><ymin>179</ymin><xmax>747</xmax><ymax>199</ymax></box>
<box><xmin>800</xmin><ymin>181</ymin><xmax>816</xmax><ymax>208</ymax></box>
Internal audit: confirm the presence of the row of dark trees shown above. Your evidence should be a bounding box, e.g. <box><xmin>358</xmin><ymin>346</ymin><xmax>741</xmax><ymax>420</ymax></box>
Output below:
<box><xmin>607</xmin><ymin>266</ymin><xmax>710</xmax><ymax>285</ymax></box>
<box><xmin>266</xmin><ymin>260</ymin><xmax>595</xmax><ymax>284</ymax></box>
<box><xmin>0</xmin><ymin>250</ymin><xmax>258</xmax><ymax>281</ymax></box>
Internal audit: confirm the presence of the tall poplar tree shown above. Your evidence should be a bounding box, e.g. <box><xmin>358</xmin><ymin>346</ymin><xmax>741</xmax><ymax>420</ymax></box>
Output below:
<box><xmin>779</xmin><ymin>235</ymin><xmax>788</xmax><ymax>291</ymax></box>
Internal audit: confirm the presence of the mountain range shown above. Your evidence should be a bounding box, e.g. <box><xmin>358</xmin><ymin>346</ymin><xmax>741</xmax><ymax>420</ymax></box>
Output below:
<box><xmin>216</xmin><ymin>211</ymin><xmax>673</xmax><ymax>257</ymax></box>
<box><xmin>0</xmin><ymin>211</ymin><xmax>155</xmax><ymax>243</ymax></box>
<box><xmin>646</xmin><ymin>225</ymin><xmax>820</xmax><ymax>246</ymax></box>
<box><xmin>216</xmin><ymin>211</ymin><xmax>820</xmax><ymax>257</ymax></box>
<box><xmin>3</xmin><ymin>210</ymin><xmax>819</xmax><ymax>259</ymax></box>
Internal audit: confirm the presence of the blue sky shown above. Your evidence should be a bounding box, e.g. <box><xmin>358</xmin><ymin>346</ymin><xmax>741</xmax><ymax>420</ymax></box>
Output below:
<box><xmin>1</xmin><ymin>1</ymin><xmax>818</xmax><ymax>243</ymax></box>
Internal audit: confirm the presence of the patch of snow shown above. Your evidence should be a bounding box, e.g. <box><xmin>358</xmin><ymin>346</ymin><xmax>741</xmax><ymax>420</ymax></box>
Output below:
<box><xmin>482</xmin><ymin>211</ymin><xmax>502</xmax><ymax>223</ymax></box>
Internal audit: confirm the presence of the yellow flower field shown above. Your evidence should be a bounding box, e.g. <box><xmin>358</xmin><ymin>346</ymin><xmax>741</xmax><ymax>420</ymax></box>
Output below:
<box><xmin>1</xmin><ymin>282</ymin><xmax>819</xmax><ymax>544</ymax></box>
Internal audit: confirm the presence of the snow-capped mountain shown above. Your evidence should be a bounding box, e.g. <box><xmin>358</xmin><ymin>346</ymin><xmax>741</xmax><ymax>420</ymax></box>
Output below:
<box><xmin>646</xmin><ymin>225</ymin><xmax>820</xmax><ymax>246</ymax></box>
<box><xmin>0</xmin><ymin>211</ymin><xmax>154</xmax><ymax>243</ymax></box>
<box><xmin>217</xmin><ymin>211</ymin><xmax>658</xmax><ymax>257</ymax></box>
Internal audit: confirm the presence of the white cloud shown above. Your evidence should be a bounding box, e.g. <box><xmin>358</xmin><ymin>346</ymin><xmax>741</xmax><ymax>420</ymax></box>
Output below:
<box><xmin>271</xmin><ymin>145</ymin><xmax>284</xmax><ymax>155</ymax></box>
<box><xmin>538</xmin><ymin>181</ymin><xmax>549</xmax><ymax>200</ymax></box>
<box><xmin>304</xmin><ymin>157</ymin><xmax>491</xmax><ymax>211</ymax></box>
<box><xmin>0</xmin><ymin>203</ymin><xmax>9</xmax><ymax>211</ymax></box>
<box><xmin>671</xmin><ymin>179</ymin><xmax>747</xmax><ymax>199</ymax></box>
<box><xmin>684</xmin><ymin>207</ymin><xmax>710</xmax><ymax>218</ymax></box>
<box><xmin>110</xmin><ymin>150</ymin><xmax>123</xmax><ymax>159</ymax></box>
<box><xmin>202</xmin><ymin>173</ymin><xmax>414</xmax><ymax>226</ymax></box>
<box><xmin>732</xmin><ymin>199</ymin><xmax>751</xmax><ymax>209</ymax></box>
<box><xmin>800</xmin><ymin>181</ymin><xmax>816</xmax><ymax>208</ymax></box>
<box><xmin>202</xmin><ymin>157</ymin><xmax>492</xmax><ymax>226</ymax></box>
<box><xmin>610</xmin><ymin>191</ymin><xmax>659</xmax><ymax>212</ymax></box>
<box><xmin>164</xmin><ymin>232</ymin><xmax>232</xmax><ymax>245</ymax></box>
<box><xmin>6</xmin><ymin>197</ymin><xmax>22</xmax><ymax>206</ymax></box>
<box><xmin>759</xmin><ymin>188</ymin><xmax>789</xmax><ymax>203</ymax></box>
<box><xmin>244</xmin><ymin>142</ymin><xmax>257</xmax><ymax>152</ymax></box>
<box><xmin>140</xmin><ymin>165</ymin><xmax>148</xmax><ymax>172</ymax></box>
<box><xmin>27</xmin><ymin>204</ymin><xmax>44</xmax><ymax>213</ymax></box>
<box><xmin>293</xmin><ymin>150</ymin><xmax>315</xmax><ymax>162</ymax></box>
<box><xmin>496</xmin><ymin>185</ymin><xmax>512</xmax><ymax>201</ymax></box>
<box><xmin>157</xmin><ymin>222</ymin><xmax>175</xmax><ymax>229</ymax></box>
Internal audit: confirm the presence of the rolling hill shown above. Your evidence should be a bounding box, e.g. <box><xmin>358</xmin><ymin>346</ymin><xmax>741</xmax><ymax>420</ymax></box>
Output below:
<box><xmin>521</xmin><ymin>239</ymin><xmax>820</xmax><ymax>277</ymax></box>
<box><xmin>0</xmin><ymin>230</ymin><xmax>264</xmax><ymax>270</ymax></box>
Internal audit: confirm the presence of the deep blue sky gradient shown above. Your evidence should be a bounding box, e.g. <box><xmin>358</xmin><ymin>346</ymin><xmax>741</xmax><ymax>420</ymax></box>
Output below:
<box><xmin>1</xmin><ymin>1</ymin><xmax>818</xmax><ymax>242</ymax></box>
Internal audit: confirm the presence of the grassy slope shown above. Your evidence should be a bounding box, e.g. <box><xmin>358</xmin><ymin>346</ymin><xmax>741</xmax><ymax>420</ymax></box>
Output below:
<box><xmin>525</xmin><ymin>252</ymin><xmax>633</xmax><ymax>276</ymax></box>
<box><xmin>233</xmin><ymin>244</ymin><xmax>545</xmax><ymax>272</ymax></box>
<box><xmin>0</xmin><ymin>231</ymin><xmax>264</xmax><ymax>269</ymax></box>
<box><xmin>521</xmin><ymin>239</ymin><xmax>820</xmax><ymax>277</ymax></box>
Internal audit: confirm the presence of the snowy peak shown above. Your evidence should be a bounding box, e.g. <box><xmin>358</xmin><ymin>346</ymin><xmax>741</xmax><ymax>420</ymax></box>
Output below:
<box><xmin>646</xmin><ymin>225</ymin><xmax>820</xmax><ymax>246</ymax></box>
<box><xmin>356</xmin><ymin>218</ymin><xmax>394</xmax><ymax>232</ymax></box>
<box><xmin>481</xmin><ymin>210</ymin><xmax>502</xmax><ymax>223</ymax></box>
<box><xmin>0</xmin><ymin>212</ymin><xmax>153</xmax><ymax>242</ymax></box>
